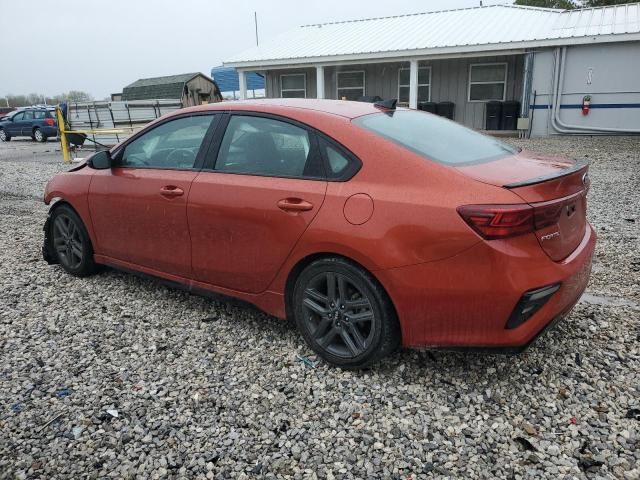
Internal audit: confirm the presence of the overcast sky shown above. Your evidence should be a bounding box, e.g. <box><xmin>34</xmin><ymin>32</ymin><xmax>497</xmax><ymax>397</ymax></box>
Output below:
<box><xmin>0</xmin><ymin>0</ymin><xmax>506</xmax><ymax>98</ymax></box>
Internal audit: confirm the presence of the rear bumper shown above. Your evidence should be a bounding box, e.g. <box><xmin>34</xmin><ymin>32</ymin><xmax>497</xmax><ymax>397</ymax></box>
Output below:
<box><xmin>377</xmin><ymin>223</ymin><xmax>596</xmax><ymax>349</ymax></box>
<box><xmin>41</xmin><ymin>126</ymin><xmax>58</xmax><ymax>137</ymax></box>
<box><xmin>429</xmin><ymin>313</ymin><xmax>566</xmax><ymax>355</ymax></box>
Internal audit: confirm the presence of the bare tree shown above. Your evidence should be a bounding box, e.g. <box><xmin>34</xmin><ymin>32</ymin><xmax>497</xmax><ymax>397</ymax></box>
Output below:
<box><xmin>0</xmin><ymin>91</ymin><xmax>94</xmax><ymax>107</ymax></box>
<box><xmin>65</xmin><ymin>90</ymin><xmax>94</xmax><ymax>103</ymax></box>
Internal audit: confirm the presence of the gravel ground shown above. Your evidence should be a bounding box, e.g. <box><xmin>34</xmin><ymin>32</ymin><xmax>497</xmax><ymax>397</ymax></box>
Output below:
<box><xmin>0</xmin><ymin>136</ymin><xmax>638</xmax><ymax>479</ymax></box>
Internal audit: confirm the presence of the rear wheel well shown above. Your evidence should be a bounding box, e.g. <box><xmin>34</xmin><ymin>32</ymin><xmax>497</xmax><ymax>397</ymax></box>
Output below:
<box><xmin>284</xmin><ymin>253</ymin><xmax>399</xmax><ymax>326</ymax></box>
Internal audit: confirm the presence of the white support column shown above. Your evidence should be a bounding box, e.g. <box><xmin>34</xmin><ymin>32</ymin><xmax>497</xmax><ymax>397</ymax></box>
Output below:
<box><xmin>238</xmin><ymin>70</ymin><xmax>247</xmax><ymax>100</ymax></box>
<box><xmin>316</xmin><ymin>66</ymin><xmax>325</xmax><ymax>99</ymax></box>
<box><xmin>409</xmin><ymin>59</ymin><xmax>419</xmax><ymax>110</ymax></box>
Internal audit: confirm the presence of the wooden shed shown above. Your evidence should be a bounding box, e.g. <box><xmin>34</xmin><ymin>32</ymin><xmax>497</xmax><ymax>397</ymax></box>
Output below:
<box><xmin>121</xmin><ymin>73</ymin><xmax>222</xmax><ymax>106</ymax></box>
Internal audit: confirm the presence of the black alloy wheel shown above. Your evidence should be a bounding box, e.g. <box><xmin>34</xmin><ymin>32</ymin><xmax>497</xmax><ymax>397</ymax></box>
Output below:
<box><xmin>49</xmin><ymin>204</ymin><xmax>96</xmax><ymax>276</ymax></box>
<box><xmin>303</xmin><ymin>271</ymin><xmax>375</xmax><ymax>358</ymax></box>
<box><xmin>52</xmin><ymin>213</ymin><xmax>84</xmax><ymax>270</ymax></box>
<box><xmin>293</xmin><ymin>257</ymin><xmax>400</xmax><ymax>368</ymax></box>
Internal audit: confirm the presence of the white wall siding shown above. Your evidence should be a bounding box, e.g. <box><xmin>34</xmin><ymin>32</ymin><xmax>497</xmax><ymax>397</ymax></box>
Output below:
<box><xmin>265</xmin><ymin>55</ymin><xmax>524</xmax><ymax>130</ymax></box>
<box><xmin>530</xmin><ymin>41</ymin><xmax>640</xmax><ymax>136</ymax></box>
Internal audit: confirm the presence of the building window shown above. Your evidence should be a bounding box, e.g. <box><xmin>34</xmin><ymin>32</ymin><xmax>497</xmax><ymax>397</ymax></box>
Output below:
<box><xmin>398</xmin><ymin>66</ymin><xmax>431</xmax><ymax>105</ymax></box>
<box><xmin>337</xmin><ymin>71</ymin><xmax>365</xmax><ymax>100</ymax></box>
<box><xmin>280</xmin><ymin>74</ymin><xmax>306</xmax><ymax>98</ymax></box>
<box><xmin>468</xmin><ymin>63</ymin><xmax>507</xmax><ymax>102</ymax></box>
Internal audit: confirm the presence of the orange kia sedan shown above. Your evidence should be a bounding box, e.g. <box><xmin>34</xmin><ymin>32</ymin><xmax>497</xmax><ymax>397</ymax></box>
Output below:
<box><xmin>43</xmin><ymin>99</ymin><xmax>595</xmax><ymax>368</ymax></box>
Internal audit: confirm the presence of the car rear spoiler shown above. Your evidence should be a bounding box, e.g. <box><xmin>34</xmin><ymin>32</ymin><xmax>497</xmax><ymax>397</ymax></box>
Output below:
<box><xmin>504</xmin><ymin>159</ymin><xmax>589</xmax><ymax>188</ymax></box>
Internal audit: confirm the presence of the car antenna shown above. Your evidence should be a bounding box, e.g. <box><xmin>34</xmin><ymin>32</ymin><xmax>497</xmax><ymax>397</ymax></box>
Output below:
<box><xmin>374</xmin><ymin>99</ymin><xmax>397</xmax><ymax>111</ymax></box>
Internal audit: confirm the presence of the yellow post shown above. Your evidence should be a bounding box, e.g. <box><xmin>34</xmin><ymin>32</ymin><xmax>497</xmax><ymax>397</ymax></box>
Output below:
<box><xmin>55</xmin><ymin>106</ymin><xmax>71</xmax><ymax>164</ymax></box>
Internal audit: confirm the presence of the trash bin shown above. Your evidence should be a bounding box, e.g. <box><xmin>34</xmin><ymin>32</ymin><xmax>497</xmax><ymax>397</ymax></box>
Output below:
<box><xmin>418</xmin><ymin>102</ymin><xmax>437</xmax><ymax>114</ymax></box>
<box><xmin>485</xmin><ymin>101</ymin><xmax>502</xmax><ymax>130</ymax></box>
<box><xmin>436</xmin><ymin>102</ymin><xmax>455</xmax><ymax>120</ymax></box>
<box><xmin>502</xmin><ymin>101</ymin><xmax>520</xmax><ymax>131</ymax></box>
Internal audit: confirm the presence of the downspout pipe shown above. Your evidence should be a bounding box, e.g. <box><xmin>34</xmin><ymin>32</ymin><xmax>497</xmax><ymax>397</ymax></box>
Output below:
<box><xmin>519</xmin><ymin>51</ymin><xmax>534</xmax><ymax>139</ymax></box>
<box><xmin>550</xmin><ymin>47</ymin><xmax>582</xmax><ymax>135</ymax></box>
<box><xmin>520</xmin><ymin>51</ymin><xmax>533</xmax><ymax>118</ymax></box>
<box><xmin>551</xmin><ymin>47</ymin><xmax>640</xmax><ymax>134</ymax></box>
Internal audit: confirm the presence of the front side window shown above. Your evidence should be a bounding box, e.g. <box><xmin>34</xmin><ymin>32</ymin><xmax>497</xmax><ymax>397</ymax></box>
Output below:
<box><xmin>468</xmin><ymin>63</ymin><xmax>507</xmax><ymax>102</ymax></box>
<box><xmin>215</xmin><ymin>115</ymin><xmax>315</xmax><ymax>178</ymax></box>
<box><xmin>281</xmin><ymin>74</ymin><xmax>306</xmax><ymax>98</ymax></box>
<box><xmin>12</xmin><ymin>112</ymin><xmax>24</xmax><ymax>121</ymax></box>
<box><xmin>354</xmin><ymin>110</ymin><xmax>518</xmax><ymax>165</ymax></box>
<box><xmin>23</xmin><ymin>111</ymin><xmax>34</xmax><ymax>120</ymax></box>
<box><xmin>398</xmin><ymin>67</ymin><xmax>431</xmax><ymax>104</ymax></box>
<box><xmin>337</xmin><ymin>71</ymin><xmax>365</xmax><ymax>101</ymax></box>
<box><xmin>120</xmin><ymin>115</ymin><xmax>214</xmax><ymax>169</ymax></box>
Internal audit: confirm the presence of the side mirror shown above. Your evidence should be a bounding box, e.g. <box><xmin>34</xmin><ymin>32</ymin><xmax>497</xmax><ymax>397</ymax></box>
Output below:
<box><xmin>88</xmin><ymin>150</ymin><xmax>112</xmax><ymax>169</ymax></box>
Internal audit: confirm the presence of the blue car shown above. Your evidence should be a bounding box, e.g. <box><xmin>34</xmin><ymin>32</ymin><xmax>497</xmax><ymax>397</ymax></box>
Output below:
<box><xmin>0</xmin><ymin>107</ymin><xmax>58</xmax><ymax>142</ymax></box>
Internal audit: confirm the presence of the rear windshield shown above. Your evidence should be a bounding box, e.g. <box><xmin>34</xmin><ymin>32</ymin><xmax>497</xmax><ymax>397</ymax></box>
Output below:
<box><xmin>353</xmin><ymin>110</ymin><xmax>518</xmax><ymax>165</ymax></box>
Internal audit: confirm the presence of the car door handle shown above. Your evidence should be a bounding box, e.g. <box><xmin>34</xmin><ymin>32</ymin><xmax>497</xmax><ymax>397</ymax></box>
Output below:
<box><xmin>160</xmin><ymin>185</ymin><xmax>184</xmax><ymax>197</ymax></box>
<box><xmin>277</xmin><ymin>198</ymin><xmax>314</xmax><ymax>212</ymax></box>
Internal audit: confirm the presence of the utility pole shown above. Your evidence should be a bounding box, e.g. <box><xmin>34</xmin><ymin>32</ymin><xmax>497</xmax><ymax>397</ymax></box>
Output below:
<box><xmin>254</xmin><ymin>11</ymin><xmax>259</xmax><ymax>46</ymax></box>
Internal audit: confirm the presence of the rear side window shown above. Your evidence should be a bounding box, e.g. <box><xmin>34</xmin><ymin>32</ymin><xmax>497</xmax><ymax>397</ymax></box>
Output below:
<box><xmin>215</xmin><ymin>115</ymin><xmax>318</xmax><ymax>178</ymax></box>
<box><xmin>34</xmin><ymin>111</ymin><xmax>46</xmax><ymax>119</ymax></box>
<box><xmin>23</xmin><ymin>111</ymin><xmax>34</xmax><ymax>120</ymax></box>
<box><xmin>354</xmin><ymin>110</ymin><xmax>518</xmax><ymax>165</ymax></box>
<box><xmin>317</xmin><ymin>137</ymin><xmax>360</xmax><ymax>180</ymax></box>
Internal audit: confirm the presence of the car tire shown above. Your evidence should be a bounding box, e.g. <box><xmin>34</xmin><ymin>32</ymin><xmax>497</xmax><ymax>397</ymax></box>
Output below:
<box><xmin>34</xmin><ymin>128</ymin><xmax>47</xmax><ymax>142</ymax></box>
<box><xmin>0</xmin><ymin>128</ymin><xmax>9</xmax><ymax>142</ymax></box>
<box><xmin>293</xmin><ymin>257</ymin><xmax>400</xmax><ymax>369</ymax></box>
<box><xmin>49</xmin><ymin>204</ymin><xmax>97</xmax><ymax>277</ymax></box>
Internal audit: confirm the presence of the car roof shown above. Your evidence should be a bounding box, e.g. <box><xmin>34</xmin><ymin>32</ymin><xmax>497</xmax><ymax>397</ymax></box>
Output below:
<box><xmin>180</xmin><ymin>98</ymin><xmax>388</xmax><ymax>119</ymax></box>
<box><xmin>17</xmin><ymin>106</ymin><xmax>55</xmax><ymax>111</ymax></box>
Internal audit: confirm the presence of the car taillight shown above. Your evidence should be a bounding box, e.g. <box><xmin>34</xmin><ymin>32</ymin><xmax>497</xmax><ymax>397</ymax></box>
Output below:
<box><xmin>457</xmin><ymin>202</ymin><xmax>564</xmax><ymax>240</ymax></box>
<box><xmin>45</xmin><ymin>118</ymin><xmax>55</xmax><ymax>126</ymax></box>
<box><xmin>457</xmin><ymin>204</ymin><xmax>533</xmax><ymax>239</ymax></box>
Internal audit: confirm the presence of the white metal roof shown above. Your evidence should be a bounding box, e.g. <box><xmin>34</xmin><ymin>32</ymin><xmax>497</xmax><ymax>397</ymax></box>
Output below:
<box><xmin>225</xmin><ymin>3</ymin><xmax>640</xmax><ymax>68</ymax></box>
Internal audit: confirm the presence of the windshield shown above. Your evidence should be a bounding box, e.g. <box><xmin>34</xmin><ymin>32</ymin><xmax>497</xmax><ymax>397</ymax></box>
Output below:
<box><xmin>354</xmin><ymin>110</ymin><xmax>518</xmax><ymax>165</ymax></box>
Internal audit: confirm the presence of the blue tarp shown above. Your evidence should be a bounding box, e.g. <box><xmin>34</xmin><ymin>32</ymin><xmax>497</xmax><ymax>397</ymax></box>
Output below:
<box><xmin>211</xmin><ymin>66</ymin><xmax>265</xmax><ymax>92</ymax></box>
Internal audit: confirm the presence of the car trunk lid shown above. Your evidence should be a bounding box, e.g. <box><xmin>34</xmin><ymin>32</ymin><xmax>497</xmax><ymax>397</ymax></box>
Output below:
<box><xmin>455</xmin><ymin>150</ymin><xmax>590</xmax><ymax>262</ymax></box>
